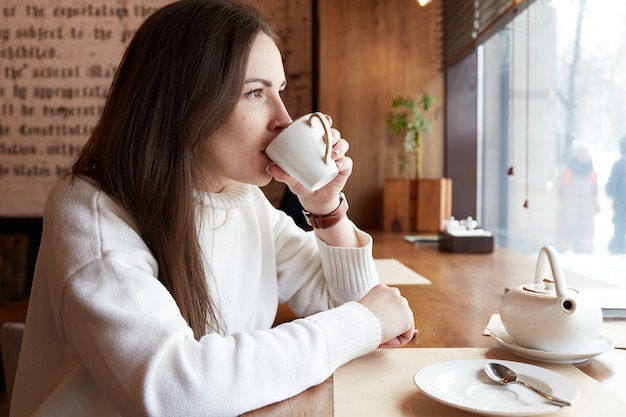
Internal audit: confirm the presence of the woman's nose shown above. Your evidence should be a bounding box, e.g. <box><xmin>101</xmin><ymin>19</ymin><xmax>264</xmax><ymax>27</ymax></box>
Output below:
<box><xmin>270</xmin><ymin>101</ymin><xmax>292</xmax><ymax>132</ymax></box>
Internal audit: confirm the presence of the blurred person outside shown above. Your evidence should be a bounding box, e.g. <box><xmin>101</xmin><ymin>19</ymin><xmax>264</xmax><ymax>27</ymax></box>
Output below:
<box><xmin>557</xmin><ymin>142</ymin><xmax>599</xmax><ymax>253</ymax></box>
<box><xmin>606</xmin><ymin>136</ymin><xmax>626</xmax><ymax>254</ymax></box>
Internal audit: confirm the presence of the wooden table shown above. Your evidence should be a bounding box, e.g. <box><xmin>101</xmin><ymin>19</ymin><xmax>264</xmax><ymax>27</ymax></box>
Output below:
<box><xmin>244</xmin><ymin>231</ymin><xmax>626</xmax><ymax>416</ymax></box>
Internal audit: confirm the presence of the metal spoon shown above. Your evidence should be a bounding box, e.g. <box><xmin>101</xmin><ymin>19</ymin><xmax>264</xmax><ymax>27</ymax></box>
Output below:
<box><xmin>484</xmin><ymin>362</ymin><xmax>572</xmax><ymax>407</ymax></box>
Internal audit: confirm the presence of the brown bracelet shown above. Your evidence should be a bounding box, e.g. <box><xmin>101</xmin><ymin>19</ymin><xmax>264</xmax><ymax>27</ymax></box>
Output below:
<box><xmin>303</xmin><ymin>193</ymin><xmax>349</xmax><ymax>229</ymax></box>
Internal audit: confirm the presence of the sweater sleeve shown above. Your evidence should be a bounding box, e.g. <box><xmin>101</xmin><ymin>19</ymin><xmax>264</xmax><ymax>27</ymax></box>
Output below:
<box><xmin>275</xmin><ymin>221</ymin><xmax>380</xmax><ymax>317</ymax></box>
<box><xmin>244</xmin><ymin>186</ymin><xmax>380</xmax><ymax>317</ymax></box>
<box><xmin>61</xmin><ymin>256</ymin><xmax>380</xmax><ymax>417</ymax></box>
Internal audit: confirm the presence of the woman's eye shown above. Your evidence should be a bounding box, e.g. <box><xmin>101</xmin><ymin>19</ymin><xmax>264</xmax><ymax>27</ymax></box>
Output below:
<box><xmin>245</xmin><ymin>89</ymin><xmax>262</xmax><ymax>99</ymax></box>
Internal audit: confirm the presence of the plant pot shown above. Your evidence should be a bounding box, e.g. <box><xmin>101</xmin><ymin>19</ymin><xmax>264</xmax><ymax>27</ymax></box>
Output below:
<box><xmin>383</xmin><ymin>178</ymin><xmax>452</xmax><ymax>233</ymax></box>
<box><xmin>416</xmin><ymin>178</ymin><xmax>452</xmax><ymax>233</ymax></box>
<box><xmin>383</xmin><ymin>178</ymin><xmax>417</xmax><ymax>233</ymax></box>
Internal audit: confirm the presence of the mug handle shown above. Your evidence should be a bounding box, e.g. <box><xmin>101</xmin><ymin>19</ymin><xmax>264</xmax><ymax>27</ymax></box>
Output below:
<box><xmin>307</xmin><ymin>113</ymin><xmax>332</xmax><ymax>163</ymax></box>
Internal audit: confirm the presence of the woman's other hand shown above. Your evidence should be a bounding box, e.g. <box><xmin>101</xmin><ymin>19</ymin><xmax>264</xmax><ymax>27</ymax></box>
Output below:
<box><xmin>359</xmin><ymin>284</ymin><xmax>416</xmax><ymax>348</ymax></box>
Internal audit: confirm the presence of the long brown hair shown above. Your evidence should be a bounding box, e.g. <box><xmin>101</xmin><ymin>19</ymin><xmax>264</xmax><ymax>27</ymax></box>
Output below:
<box><xmin>72</xmin><ymin>0</ymin><xmax>276</xmax><ymax>338</ymax></box>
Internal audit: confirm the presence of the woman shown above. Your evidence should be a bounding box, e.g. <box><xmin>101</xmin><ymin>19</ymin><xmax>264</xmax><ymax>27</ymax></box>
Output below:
<box><xmin>11</xmin><ymin>1</ymin><xmax>415</xmax><ymax>416</ymax></box>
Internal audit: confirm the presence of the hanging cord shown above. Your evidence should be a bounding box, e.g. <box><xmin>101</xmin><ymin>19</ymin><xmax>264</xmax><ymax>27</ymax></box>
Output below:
<box><xmin>508</xmin><ymin>10</ymin><xmax>516</xmax><ymax>176</ymax></box>
<box><xmin>523</xmin><ymin>6</ymin><xmax>530</xmax><ymax>208</ymax></box>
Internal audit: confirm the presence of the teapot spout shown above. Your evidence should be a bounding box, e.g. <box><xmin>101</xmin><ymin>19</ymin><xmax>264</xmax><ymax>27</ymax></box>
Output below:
<box><xmin>534</xmin><ymin>246</ymin><xmax>569</xmax><ymax>298</ymax></box>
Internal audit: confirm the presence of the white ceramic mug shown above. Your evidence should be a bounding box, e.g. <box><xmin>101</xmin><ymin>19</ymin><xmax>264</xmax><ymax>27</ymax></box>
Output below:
<box><xmin>265</xmin><ymin>112</ymin><xmax>338</xmax><ymax>191</ymax></box>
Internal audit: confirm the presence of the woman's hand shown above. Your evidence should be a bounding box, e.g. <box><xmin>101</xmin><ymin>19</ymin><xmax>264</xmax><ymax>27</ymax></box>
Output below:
<box><xmin>359</xmin><ymin>284</ymin><xmax>417</xmax><ymax>348</ymax></box>
<box><xmin>266</xmin><ymin>114</ymin><xmax>352</xmax><ymax>215</ymax></box>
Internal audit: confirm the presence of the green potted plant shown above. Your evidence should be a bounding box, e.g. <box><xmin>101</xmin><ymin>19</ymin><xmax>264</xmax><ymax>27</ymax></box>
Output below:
<box><xmin>386</xmin><ymin>93</ymin><xmax>435</xmax><ymax>179</ymax></box>
<box><xmin>383</xmin><ymin>93</ymin><xmax>450</xmax><ymax>233</ymax></box>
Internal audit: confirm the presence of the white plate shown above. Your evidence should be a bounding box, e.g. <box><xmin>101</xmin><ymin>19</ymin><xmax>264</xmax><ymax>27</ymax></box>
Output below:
<box><xmin>413</xmin><ymin>359</ymin><xmax>579</xmax><ymax>416</ymax></box>
<box><xmin>488</xmin><ymin>324</ymin><xmax>614</xmax><ymax>364</ymax></box>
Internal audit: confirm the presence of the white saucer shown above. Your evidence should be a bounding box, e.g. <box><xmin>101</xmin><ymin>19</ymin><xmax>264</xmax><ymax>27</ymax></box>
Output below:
<box><xmin>413</xmin><ymin>359</ymin><xmax>579</xmax><ymax>416</ymax></box>
<box><xmin>488</xmin><ymin>324</ymin><xmax>614</xmax><ymax>364</ymax></box>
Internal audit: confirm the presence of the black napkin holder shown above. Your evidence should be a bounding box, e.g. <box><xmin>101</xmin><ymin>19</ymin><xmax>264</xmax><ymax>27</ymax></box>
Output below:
<box><xmin>438</xmin><ymin>230</ymin><xmax>494</xmax><ymax>254</ymax></box>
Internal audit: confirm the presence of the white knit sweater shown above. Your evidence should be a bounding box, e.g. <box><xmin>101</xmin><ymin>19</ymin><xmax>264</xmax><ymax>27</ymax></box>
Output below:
<box><xmin>11</xmin><ymin>176</ymin><xmax>381</xmax><ymax>417</ymax></box>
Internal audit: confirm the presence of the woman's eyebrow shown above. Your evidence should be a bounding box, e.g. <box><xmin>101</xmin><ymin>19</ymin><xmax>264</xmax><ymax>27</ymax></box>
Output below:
<box><xmin>244</xmin><ymin>78</ymin><xmax>272</xmax><ymax>86</ymax></box>
<box><xmin>244</xmin><ymin>78</ymin><xmax>287</xmax><ymax>89</ymax></box>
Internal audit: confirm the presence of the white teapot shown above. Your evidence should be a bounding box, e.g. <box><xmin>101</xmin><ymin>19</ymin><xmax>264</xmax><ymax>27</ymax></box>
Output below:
<box><xmin>500</xmin><ymin>246</ymin><xmax>602</xmax><ymax>352</ymax></box>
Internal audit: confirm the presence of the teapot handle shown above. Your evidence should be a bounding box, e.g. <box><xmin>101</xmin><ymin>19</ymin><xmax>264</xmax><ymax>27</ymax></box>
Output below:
<box><xmin>534</xmin><ymin>246</ymin><xmax>569</xmax><ymax>297</ymax></box>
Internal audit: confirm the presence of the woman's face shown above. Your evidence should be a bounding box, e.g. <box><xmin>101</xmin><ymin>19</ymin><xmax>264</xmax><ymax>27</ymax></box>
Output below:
<box><xmin>199</xmin><ymin>32</ymin><xmax>292</xmax><ymax>192</ymax></box>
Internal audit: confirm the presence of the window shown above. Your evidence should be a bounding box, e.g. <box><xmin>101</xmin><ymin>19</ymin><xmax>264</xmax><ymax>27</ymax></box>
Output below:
<box><xmin>478</xmin><ymin>0</ymin><xmax>626</xmax><ymax>287</ymax></box>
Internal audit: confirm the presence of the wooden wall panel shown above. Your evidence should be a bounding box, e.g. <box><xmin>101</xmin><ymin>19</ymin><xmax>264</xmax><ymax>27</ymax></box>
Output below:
<box><xmin>318</xmin><ymin>0</ymin><xmax>445</xmax><ymax>230</ymax></box>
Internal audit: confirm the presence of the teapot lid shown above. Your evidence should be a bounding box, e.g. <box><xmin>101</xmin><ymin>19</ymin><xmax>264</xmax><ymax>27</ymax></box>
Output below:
<box><xmin>522</xmin><ymin>278</ymin><xmax>578</xmax><ymax>296</ymax></box>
